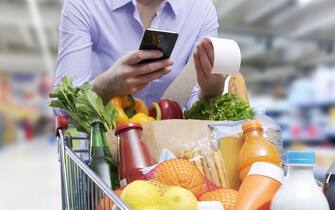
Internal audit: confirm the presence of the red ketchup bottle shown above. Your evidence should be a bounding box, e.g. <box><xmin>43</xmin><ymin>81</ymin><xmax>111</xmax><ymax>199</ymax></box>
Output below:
<box><xmin>115</xmin><ymin>123</ymin><xmax>155</xmax><ymax>186</ymax></box>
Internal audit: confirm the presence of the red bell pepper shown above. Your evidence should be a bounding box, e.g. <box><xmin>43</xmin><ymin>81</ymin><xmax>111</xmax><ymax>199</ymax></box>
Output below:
<box><xmin>149</xmin><ymin>99</ymin><xmax>183</xmax><ymax>120</ymax></box>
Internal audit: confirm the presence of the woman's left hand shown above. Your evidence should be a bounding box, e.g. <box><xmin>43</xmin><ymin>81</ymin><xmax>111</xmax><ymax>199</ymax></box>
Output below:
<box><xmin>194</xmin><ymin>38</ymin><xmax>226</xmax><ymax>99</ymax></box>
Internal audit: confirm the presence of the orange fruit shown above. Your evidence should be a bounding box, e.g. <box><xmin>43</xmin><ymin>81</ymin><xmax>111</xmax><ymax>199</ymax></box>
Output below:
<box><xmin>97</xmin><ymin>188</ymin><xmax>123</xmax><ymax>210</ymax></box>
<box><xmin>199</xmin><ymin>189</ymin><xmax>238</xmax><ymax>210</ymax></box>
<box><xmin>153</xmin><ymin>159</ymin><xmax>204</xmax><ymax>198</ymax></box>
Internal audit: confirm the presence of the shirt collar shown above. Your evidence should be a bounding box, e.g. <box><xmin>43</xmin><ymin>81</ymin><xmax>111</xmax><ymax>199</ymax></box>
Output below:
<box><xmin>111</xmin><ymin>0</ymin><xmax>179</xmax><ymax>16</ymax></box>
<box><xmin>165</xmin><ymin>0</ymin><xmax>179</xmax><ymax>16</ymax></box>
<box><xmin>111</xmin><ymin>0</ymin><xmax>132</xmax><ymax>11</ymax></box>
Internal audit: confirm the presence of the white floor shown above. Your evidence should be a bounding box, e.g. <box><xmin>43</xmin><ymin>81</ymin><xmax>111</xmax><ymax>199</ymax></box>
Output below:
<box><xmin>0</xmin><ymin>137</ymin><xmax>61</xmax><ymax>210</ymax></box>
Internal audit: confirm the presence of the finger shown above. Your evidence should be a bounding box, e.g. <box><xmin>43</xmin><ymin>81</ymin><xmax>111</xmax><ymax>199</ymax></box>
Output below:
<box><xmin>135</xmin><ymin>66</ymin><xmax>172</xmax><ymax>84</ymax></box>
<box><xmin>127</xmin><ymin>50</ymin><xmax>163</xmax><ymax>65</ymax></box>
<box><xmin>135</xmin><ymin>59</ymin><xmax>173</xmax><ymax>76</ymax></box>
<box><xmin>194</xmin><ymin>51</ymin><xmax>207</xmax><ymax>82</ymax></box>
<box><xmin>197</xmin><ymin>44</ymin><xmax>213</xmax><ymax>74</ymax></box>
<box><xmin>202</xmin><ymin>39</ymin><xmax>214</xmax><ymax>66</ymax></box>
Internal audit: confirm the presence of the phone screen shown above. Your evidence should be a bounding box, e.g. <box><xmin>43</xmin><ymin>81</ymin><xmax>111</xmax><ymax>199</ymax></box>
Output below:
<box><xmin>139</xmin><ymin>28</ymin><xmax>178</xmax><ymax>63</ymax></box>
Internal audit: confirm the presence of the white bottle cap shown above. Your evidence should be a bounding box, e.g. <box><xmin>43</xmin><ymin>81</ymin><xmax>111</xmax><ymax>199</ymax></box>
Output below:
<box><xmin>248</xmin><ymin>162</ymin><xmax>284</xmax><ymax>183</ymax></box>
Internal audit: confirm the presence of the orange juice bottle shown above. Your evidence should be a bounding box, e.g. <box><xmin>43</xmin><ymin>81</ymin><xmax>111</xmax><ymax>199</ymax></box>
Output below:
<box><xmin>238</xmin><ymin>120</ymin><xmax>281</xmax><ymax>181</ymax></box>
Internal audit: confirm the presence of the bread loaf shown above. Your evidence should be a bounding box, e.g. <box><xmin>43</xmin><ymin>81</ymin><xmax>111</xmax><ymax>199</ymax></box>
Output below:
<box><xmin>228</xmin><ymin>73</ymin><xmax>249</xmax><ymax>103</ymax></box>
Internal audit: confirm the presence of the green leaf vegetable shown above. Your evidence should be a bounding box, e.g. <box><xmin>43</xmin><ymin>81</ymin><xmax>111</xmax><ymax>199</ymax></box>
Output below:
<box><xmin>184</xmin><ymin>93</ymin><xmax>254</xmax><ymax>121</ymax></box>
<box><xmin>49</xmin><ymin>77</ymin><xmax>117</xmax><ymax>133</ymax></box>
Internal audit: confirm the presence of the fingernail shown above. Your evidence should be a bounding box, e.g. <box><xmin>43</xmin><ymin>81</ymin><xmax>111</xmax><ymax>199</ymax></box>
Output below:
<box><xmin>158</xmin><ymin>51</ymin><xmax>164</xmax><ymax>57</ymax></box>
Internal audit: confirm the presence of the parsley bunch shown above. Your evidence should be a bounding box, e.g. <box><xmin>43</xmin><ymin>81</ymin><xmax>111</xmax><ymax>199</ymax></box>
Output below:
<box><xmin>49</xmin><ymin>77</ymin><xmax>117</xmax><ymax>133</ymax></box>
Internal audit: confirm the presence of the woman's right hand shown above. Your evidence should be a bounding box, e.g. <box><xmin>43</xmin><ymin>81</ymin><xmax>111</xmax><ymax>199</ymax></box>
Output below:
<box><xmin>92</xmin><ymin>50</ymin><xmax>173</xmax><ymax>103</ymax></box>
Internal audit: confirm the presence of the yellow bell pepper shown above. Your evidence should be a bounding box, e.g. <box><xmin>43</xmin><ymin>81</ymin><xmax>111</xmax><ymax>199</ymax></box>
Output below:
<box><xmin>111</xmin><ymin>96</ymin><xmax>155</xmax><ymax>126</ymax></box>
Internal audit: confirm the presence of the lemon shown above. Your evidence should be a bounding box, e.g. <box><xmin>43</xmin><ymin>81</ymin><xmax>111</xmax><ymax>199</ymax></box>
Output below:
<box><xmin>161</xmin><ymin>187</ymin><xmax>198</xmax><ymax>210</ymax></box>
<box><xmin>133</xmin><ymin>205</ymin><xmax>167</xmax><ymax>210</ymax></box>
<box><xmin>121</xmin><ymin>180</ymin><xmax>161</xmax><ymax>209</ymax></box>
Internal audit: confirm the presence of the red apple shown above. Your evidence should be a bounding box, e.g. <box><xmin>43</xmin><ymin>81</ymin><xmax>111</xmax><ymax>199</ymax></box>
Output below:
<box><xmin>149</xmin><ymin>99</ymin><xmax>183</xmax><ymax>120</ymax></box>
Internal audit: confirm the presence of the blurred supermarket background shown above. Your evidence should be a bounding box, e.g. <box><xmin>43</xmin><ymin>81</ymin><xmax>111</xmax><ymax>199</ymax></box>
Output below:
<box><xmin>0</xmin><ymin>0</ymin><xmax>335</xmax><ymax>209</ymax></box>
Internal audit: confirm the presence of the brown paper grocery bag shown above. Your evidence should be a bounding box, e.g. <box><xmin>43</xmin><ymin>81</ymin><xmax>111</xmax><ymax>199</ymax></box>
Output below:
<box><xmin>141</xmin><ymin>119</ymin><xmax>214</xmax><ymax>162</ymax></box>
<box><xmin>107</xmin><ymin>131</ymin><xmax>118</xmax><ymax>162</ymax></box>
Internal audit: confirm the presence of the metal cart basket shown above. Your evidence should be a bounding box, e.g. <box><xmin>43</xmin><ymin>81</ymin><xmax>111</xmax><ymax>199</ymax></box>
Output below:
<box><xmin>56</xmin><ymin>116</ymin><xmax>130</xmax><ymax>210</ymax></box>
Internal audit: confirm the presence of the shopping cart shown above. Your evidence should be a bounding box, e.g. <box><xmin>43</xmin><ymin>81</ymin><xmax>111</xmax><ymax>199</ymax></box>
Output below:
<box><xmin>56</xmin><ymin>116</ymin><xmax>130</xmax><ymax>210</ymax></box>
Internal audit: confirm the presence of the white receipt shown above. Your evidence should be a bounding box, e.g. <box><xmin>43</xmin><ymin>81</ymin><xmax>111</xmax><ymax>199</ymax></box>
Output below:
<box><xmin>162</xmin><ymin>37</ymin><xmax>241</xmax><ymax>107</ymax></box>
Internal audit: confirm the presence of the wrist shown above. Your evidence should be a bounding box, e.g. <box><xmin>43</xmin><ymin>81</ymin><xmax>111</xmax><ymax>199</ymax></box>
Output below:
<box><xmin>92</xmin><ymin>76</ymin><xmax>114</xmax><ymax>104</ymax></box>
<box><xmin>199</xmin><ymin>85</ymin><xmax>224</xmax><ymax>100</ymax></box>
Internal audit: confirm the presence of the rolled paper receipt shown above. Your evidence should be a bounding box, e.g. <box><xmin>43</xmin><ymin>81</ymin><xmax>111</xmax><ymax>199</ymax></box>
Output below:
<box><xmin>162</xmin><ymin>37</ymin><xmax>241</xmax><ymax>108</ymax></box>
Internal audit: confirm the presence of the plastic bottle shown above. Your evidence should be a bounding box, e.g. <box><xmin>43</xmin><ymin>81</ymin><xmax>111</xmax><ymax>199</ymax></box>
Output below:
<box><xmin>115</xmin><ymin>123</ymin><xmax>155</xmax><ymax>186</ymax></box>
<box><xmin>238</xmin><ymin>120</ymin><xmax>281</xmax><ymax>181</ymax></box>
<box><xmin>235</xmin><ymin>162</ymin><xmax>284</xmax><ymax>210</ymax></box>
<box><xmin>271</xmin><ymin>151</ymin><xmax>330</xmax><ymax>210</ymax></box>
<box><xmin>253</xmin><ymin>107</ymin><xmax>283</xmax><ymax>155</ymax></box>
<box><xmin>323</xmin><ymin>161</ymin><xmax>335</xmax><ymax>210</ymax></box>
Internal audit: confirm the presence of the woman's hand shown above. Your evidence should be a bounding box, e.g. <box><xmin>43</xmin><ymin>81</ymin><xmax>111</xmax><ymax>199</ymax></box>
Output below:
<box><xmin>92</xmin><ymin>50</ymin><xmax>173</xmax><ymax>103</ymax></box>
<box><xmin>194</xmin><ymin>38</ymin><xmax>226</xmax><ymax>99</ymax></box>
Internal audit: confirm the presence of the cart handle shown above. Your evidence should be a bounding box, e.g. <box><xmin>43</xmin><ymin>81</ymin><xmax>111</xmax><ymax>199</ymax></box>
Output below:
<box><xmin>55</xmin><ymin>115</ymin><xmax>69</xmax><ymax>136</ymax></box>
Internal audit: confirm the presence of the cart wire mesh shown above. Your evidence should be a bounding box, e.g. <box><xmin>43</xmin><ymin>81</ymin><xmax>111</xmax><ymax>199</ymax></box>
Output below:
<box><xmin>57</xmin><ymin>129</ymin><xmax>130</xmax><ymax>210</ymax></box>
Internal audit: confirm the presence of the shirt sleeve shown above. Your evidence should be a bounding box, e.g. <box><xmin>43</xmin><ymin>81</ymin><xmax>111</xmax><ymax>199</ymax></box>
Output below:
<box><xmin>184</xmin><ymin>1</ymin><xmax>219</xmax><ymax>110</ymax></box>
<box><xmin>55</xmin><ymin>0</ymin><xmax>94</xmax><ymax>87</ymax></box>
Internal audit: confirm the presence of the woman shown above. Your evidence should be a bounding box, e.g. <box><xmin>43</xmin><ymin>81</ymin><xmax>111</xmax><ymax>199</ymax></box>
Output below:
<box><xmin>55</xmin><ymin>0</ymin><xmax>225</xmax><ymax>107</ymax></box>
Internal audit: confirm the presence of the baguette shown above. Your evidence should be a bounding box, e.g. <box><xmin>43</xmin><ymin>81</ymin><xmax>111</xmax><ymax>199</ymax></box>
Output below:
<box><xmin>214</xmin><ymin>150</ymin><xmax>230</xmax><ymax>188</ymax></box>
<box><xmin>201</xmin><ymin>155</ymin><xmax>211</xmax><ymax>180</ymax></box>
<box><xmin>228</xmin><ymin>73</ymin><xmax>249</xmax><ymax>103</ymax></box>
<box><xmin>206</xmin><ymin>152</ymin><xmax>221</xmax><ymax>186</ymax></box>
<box><xmin>192</xmin><ymin>151</ymin><xmax>205</xmax><ymax>175</ymax></box>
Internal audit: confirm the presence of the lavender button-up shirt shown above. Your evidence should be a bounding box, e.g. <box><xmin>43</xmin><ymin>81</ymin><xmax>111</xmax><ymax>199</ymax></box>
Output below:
<box><xmin>55</xmin><ymin>0</ymin><xmax>218</xmax><ymax>107</ymax></box>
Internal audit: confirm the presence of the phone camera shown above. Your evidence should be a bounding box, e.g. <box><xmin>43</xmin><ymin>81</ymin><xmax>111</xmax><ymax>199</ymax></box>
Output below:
<box><xmin>158</xmin><ymin>34</ymin><xmax>165</xmax><ymax>42</ymax></box>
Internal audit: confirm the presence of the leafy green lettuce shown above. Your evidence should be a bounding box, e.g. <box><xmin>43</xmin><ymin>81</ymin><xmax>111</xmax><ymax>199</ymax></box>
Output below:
<box><xmin>184</xmin><ymin>93</ymin><xmax>254</xmax><ymax>121</ymax></box>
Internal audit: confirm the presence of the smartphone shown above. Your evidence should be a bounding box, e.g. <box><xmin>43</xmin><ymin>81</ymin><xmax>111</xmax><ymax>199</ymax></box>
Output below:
<box><xmin>139</xmin><ymin>28</ymin><xmax>178</xmax><ymax>63</ymax></box>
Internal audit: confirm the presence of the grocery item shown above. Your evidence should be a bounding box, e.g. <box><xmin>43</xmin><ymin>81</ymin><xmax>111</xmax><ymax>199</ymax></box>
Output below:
<box><xmin>49</xmin><ymin>77</ymin><xmax>117</xmax><ymax>133</ymax></box>
<box><xmin>149</xmin><ymin>99</ymin><xmax>183</xmax><ymax>120</ymax></box>
<box><xmin>228</xmin><ymin>73</ymin><xmax>249</xmax><ymax>103</ymax></box>
<box><xmin>235</xmin><ymin>162</ymin><xmax>283</xmax><ymax>210</ymax></box>
<box><xmin>111</xmin><ymin>95</ymin><xmax>155</xmax><ymax>125</ymax></box>
<box><xmin>238</xmin><ymin>120</ymin><xmax>281</xmax><ymax>181</ymax></box>
<box><xmin>120</xmin><ymin>180</ymin><xmax>161</xmax><ymax>209</ymax></box>
<box><xmin>132</xmin><ymin>205</ymin><xmax>166</xmax><ymax>210</ymax></box>
<box><xmin>271</xmin><ymin>151</ymin><xmax>330</xmax><ymax>210</ymax></box>
<box><xmin>210</xmin><ymin>122</ymin><xmax>245</xmax><ymax>189</ymax></box>
<box><xmin>220</xmin><ymin>135</ymin><xmax>244</xmax><ymax>189</ymax></box>
<box><xmin>153</xmin><ymin>159</ymin><xmax>204</xmax><ymax>198</ymax></box>
<box><xmin>161</xmin><ymin>186</ymin><xmax>198</xmax><ymax>210</ymax></box>
<box><xmin>323</xmin><ymin>161</ymin><xmax>335</xmax><ymax>210</ymax></box>
<box><xmin>180</xmin><ymin>149</ymin><xmax>229</xmax><ymax>188</ymax></box>
<box><xmin>199</xmin><ymin>188</ymin><xmax>238</xmax><ymax>210</ymax></box>
<box><xmin>115</xmin><ymin>123</ymin><xmax>155</xmax><ymax>186</ymax></box>
<box><xmin>198</xmin><ymin>201</ymin><xmax>224</xmax><ymax>210</ymax></box>
<box><xmin>184</xmin><ymin>93</ymin><xmax>254</xmax><ymax>121</ymax></box>
<box><xmin>89</xmin><ymin>119</ymin><xmax>118</xmax><ymax>188</ymax></box>
<box><xmin>254</xmin><ymin>107</ymin><xmax>283</xmax><ymax>155</ymax></box>
<box><xmin>142</xmin><ymin>119</ymin><xmax>212</xmax><ymax>162</ymax></box>
<box><xmin>97</xmin><ymin>188</ymin><xmax>123</xmax><ymax>210</ymax></box>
